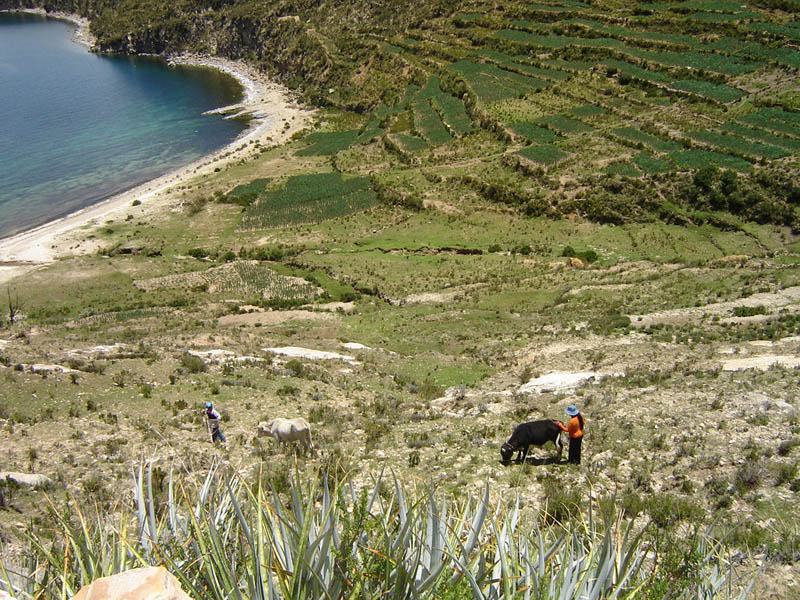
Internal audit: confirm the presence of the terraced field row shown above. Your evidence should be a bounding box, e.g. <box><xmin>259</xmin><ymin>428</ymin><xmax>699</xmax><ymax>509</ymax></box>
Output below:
<box><xmin>241</xmin><ymin>173</ymin><xmax>380</xmax><ymax>229</ymax></box>
<box><xmin>449</xmin><ymin>60</ymin><xmax>550</xmax><ymax>102</ymax></box>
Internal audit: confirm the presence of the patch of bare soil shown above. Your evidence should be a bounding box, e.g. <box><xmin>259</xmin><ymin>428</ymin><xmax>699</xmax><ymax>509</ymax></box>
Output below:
<box><xmin>404</xmin><ymin>283</ymin><xmax>487</xmax><ymax>304</ymax></box>
<box><xmin>217</xmin><ymin>310</ymin><xmax>338</xmax><ymax>327</ymax></box>
<box><xmin>423</xmin><ymin>199</ymin><xmax>461</xmax><ymax>214</ymax></box>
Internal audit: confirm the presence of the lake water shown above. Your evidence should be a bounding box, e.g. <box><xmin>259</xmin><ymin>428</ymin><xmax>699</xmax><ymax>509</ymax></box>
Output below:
<box><xmin>0</xmin><ymin>12</ymin><xmax>248</xmax><ymax>239</ymax></box>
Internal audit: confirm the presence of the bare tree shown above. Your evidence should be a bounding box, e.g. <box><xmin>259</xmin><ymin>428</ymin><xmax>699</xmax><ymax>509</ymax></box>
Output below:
<box><xmin>6</xmin><ymin>287</ymin><xmax>23</xmax><ymax>324</ymax></box>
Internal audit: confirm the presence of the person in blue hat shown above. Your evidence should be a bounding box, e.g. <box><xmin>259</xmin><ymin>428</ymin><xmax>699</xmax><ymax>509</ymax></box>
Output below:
<box><xmin>201</xmin><ymin>401</ymin><xmax>226</xmax><ymax>443</ymax></box>
<box><xmin>562</xmin><ymin>404</ymin><xmax>584</xmax><ymax>464</ymax></box>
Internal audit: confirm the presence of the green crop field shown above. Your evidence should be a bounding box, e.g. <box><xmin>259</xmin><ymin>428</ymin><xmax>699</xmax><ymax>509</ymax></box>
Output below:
<box><xmin>762</xmin><ymin>107</ymin><xmax>800</xmax><ymax>127</ymax></box>
<box><xmin>224</xmin><ymin>178</ymin><xmax>271</xmax><ymax>205</ymax></box>
<box><xmin>628</xmin><ymin>48</ymin><xmax>760</xmax><ymax>76</ymax></box>
<box><xmin>542</xmin><ymin>58</ymin><xmax>595</xmax><ymax>72</ymax></box>
<box><xmin>603</xmin><ymin>60</ymin><xmax>672</xmax><ymax>85</ymax></box>
<box><xmin>475</xmin><ymin>51</ymin><xmax>573</xmax><ymax>81</ymax></box>
<box><xmin>634</xmin><ymin>152</ymin><xmax>674</xmax><ymax>174</ymax></box>
<box><xmin>746</xmin><ymin>22</ymin><xmax>800</xmax><ymax>41</ymax></box>
<box><xmin>241</xmin><ymin>173</ymin><xmax>379</xmax><ymax>229</ymax></box>
<box><xmin>569</xmin><ymin>18</ymin><xmax>699</xmax><ymax>47</ymax></box>
<box><xmin>535</xmin><ymin>114</ymin><xmax>592</xmax><ymax>134</ymax></box>
<box><xmin>670</xmin><ymin>80</ymin><xmax>747</xmax><ymax>104</ymax></box>
<box><xmin>412</xmin><ymin>100</ymin><xmax>453</xmax><ymax>145</ymax></box>
<box><xmin>739</xmin><ymin>112</ymin><xmax>800</xmax><ymax>139</ymax></box>
<box><xmin>669</xmin><ymin>148</ymin><xmax>753</xmax><ymax>172</ymax></box>
<box><xmin>296</xmin><ymin>130</ymin><xmax>360</xmax><ymax>156</ymax></box>
<box><xmin>567</xmin><ymin>104</ymin><xmax>608</xmax><ymax>119</ymax></box>
<box><xmin>431</xmin><ymin>95</ymin><xmax>473</xmax><ymax>136</ymax></box>
<box><xmin>686</xmin><ymin>11</ymin><xmax>742</xmax><ymax>22</ymax></box>
<box><xmin>720</xmin><ymin>123</ymin><xmax>800</xmax><ymax>152</ymax></box>
<box><xmin>449</xmin><ymin>61</ymin><xmax>539</xmax><ymax>102</ymax></box>
<box><xmin>690</xmin><ymin>130</ymin><xmax>789</xmax><ymax>160</ymax></box>
<box><xmin>612</xmin><ymin>127</ymin><xmax>682</xmax><ymax>153</ymax></box>
<box><xmin>355</xmin><ymin>121</ymin><xmax>383</xmax><ymax>145</ymax></box>
<box><xmin>606</xmin><ymin>161</ymin><xmax>641</xmax><ymax>177</ymax></box>
<box><xmin>393</xmin><ymin>133</ymin><xmax>429</xmax><ymax>152</ymax></box>
<box><xmin>653</xmin><ymin>0</ymin><xmax>755</xmax><ymax>12</ymax></box>
<box><xmin>517</xmin><ymin>144</ymin><xmax>568</xmax><ymax>165</ymax></box>
<box><xmin>509</xmin><ymin>121</ymin><xmax>562</xmax><ymax>143</ymax></box>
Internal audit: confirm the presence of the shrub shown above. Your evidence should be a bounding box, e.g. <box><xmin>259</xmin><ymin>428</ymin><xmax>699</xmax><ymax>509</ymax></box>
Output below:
<box><xmin>778</xmin><ymin>437</ymin><xmax>799</xmax><ymax>456</ymax></box>
<box><xmin>419</xmin><ymin>377</ymin><xmax>443</xmax><ymax>400</ymax></box>
<box><xmin>646</xmin><ymin>494</ymin><xmax>703</xmax><ymax>529</ymax></box>
<box><xmin>285</xmin><ymin>359</ymin><xmax>305</xmax><ymax>377</ymax></box>
<box><xmin>180</xmin><ymin>353</ymin><xmax>207</xmax><ymax>374</ymax></box>
<box><xmin>541</xmin><ymin>476</ymin><xmax>583</xmax><ymax>525</ymax></box>
<box><xmin>277</xmin><ymin>384</ymin><xmax>300</xmax><ymax>397</ymax></box>
<box><xmin>775</xmin><ymin>462</ymin><xmax>798</xmax><ymax>485</ymax></box>
<box><xmin>733</xmin><ymin>305</ymin><xmax>767</xmax><ymax>317</ymax></box>
<box><xmin>562</xmin><ymin>245</ymin><xmax>599</xmax><ymax>263</ymax></box>
<box><xmin>734</xmin><ymin>459</ymin><xmax>765</xmax><ymax>493</ymax></box>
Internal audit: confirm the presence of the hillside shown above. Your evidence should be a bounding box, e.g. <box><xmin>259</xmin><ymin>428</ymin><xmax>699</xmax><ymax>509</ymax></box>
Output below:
<box><xmin>1</xmin><ymin>0</ymin><xmax>800</xmax><ymax>597</ymax></box>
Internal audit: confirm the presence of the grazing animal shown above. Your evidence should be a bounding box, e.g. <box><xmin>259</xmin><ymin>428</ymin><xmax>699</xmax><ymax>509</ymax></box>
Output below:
<box><xmin>257</xmin><ymin>417</ymin><xmax>315</xmax><ymax>455</ymax></box>
<box><xmin>500</xmin><ymin>420</ymin><xmax>564</xmax><ymax>464</ymax></box>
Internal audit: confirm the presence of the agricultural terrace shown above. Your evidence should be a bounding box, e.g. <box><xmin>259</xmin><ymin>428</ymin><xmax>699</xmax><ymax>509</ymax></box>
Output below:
<box><xmin>240</xmin><ymin>173</ymin><xmax>379</xmax><ymax>230</ymax></box>
<box><xmin>278</xmin><ymin>0</ymin><xmax>800</xmax><ymax>231</ymax></box>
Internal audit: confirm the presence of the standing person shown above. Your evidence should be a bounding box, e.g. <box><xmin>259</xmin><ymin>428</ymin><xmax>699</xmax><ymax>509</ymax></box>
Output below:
<box><xmin>202</xmin><ymin>401</ymin><xmax>226</xmax><ymax>444</ymax></box>
<box><xmin>556</xmin><ymin>405</ymin><xmax>584</xmax><ymax>464</ymax></box>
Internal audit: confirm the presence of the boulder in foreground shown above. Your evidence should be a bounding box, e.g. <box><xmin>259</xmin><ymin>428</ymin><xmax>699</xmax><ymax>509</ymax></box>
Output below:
<box><xmin>69</xmin><ymin>566</ymin><xmax>191</xmax><ymax>600</ymax></box>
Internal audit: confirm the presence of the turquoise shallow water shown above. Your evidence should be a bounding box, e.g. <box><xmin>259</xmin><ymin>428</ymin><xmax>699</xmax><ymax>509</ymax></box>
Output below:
<box><xmin>0</xmin><ymin>12</ymin><xmax>248</xmax><ymax>239</ymax></box>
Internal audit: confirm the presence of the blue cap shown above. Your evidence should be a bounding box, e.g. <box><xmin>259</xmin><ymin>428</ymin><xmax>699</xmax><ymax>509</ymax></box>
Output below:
<box><xmin>205</xmin><ymin>402</ymin><xmax>212</xmax><ymax>408</ymax></box>
<box><xmin>566</xmin><ymin>405</ymin><xmax>579</xmax><ymax>416</ymax></box>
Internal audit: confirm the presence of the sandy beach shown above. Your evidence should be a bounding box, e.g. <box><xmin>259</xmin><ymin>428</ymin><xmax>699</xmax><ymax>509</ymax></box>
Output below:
<box><xmin>0</xmin><ymin>12</ymin><xmax>314</xmax><ymax>285</ymax></box>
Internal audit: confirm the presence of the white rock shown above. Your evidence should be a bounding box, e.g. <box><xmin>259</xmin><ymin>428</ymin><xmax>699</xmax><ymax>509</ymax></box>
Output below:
<box><xmin>760</xmin><ymin>398</ymin><xmax>797</xmax><ymax>419</ymax></box>
<box><xmin>0</xmin><ymin>472</ymin><xmax>53</xmax><ymax>489</ymax></box>
<box><xmin>518</xmin><ymin>371</ymin><xmax>620</xmax><ymax>394</ymax></box>
<box><xmin>342</xmin><ymin>342</ymin><xmax>371</xmax><ymax>350</ymax></box>
<box><xmin>265</xmin><ymin>346</ymin><xmax>359</xmax><ymax>365</ymax></box>
<box><xmin>29</xmin><ymin>364</ymin><xmax>78</xmax><ymax>374</ymax></box>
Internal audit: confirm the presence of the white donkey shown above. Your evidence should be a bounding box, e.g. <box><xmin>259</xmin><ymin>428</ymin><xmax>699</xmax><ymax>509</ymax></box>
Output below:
<box><xmin>257</xmin><ymin>417</ymin><xmax>316</xmax><ymax>456</ymax></box>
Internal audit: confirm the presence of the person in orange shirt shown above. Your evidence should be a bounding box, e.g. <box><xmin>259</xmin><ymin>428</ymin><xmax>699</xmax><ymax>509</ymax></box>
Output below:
<box><xmin>556</xmin><ymin>405</ymin><xmax>584</xmax><ymax>464</ymax></box>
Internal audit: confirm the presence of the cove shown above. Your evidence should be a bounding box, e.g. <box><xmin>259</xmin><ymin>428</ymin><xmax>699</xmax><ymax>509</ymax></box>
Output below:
<box><xmin>0</xmin><ymin>11</ymin><xmax>248</xmax><ymax>240</ymax></box>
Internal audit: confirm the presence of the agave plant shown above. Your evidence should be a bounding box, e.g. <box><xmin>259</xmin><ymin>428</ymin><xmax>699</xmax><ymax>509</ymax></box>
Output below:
<box><xmin>0</xmin><ymin>461</ymin><xmax>754</xmax><ymax>600</ymax></box>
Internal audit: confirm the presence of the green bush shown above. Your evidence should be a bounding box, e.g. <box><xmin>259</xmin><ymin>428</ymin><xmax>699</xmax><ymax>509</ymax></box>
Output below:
<box><xmin>419</xmin><ymin>377</ymin><xmax>444</xmax><ymax>400</ymax></box>
<box><xmin>180</xmin><ymin>353</ymin><xmax>207</xmax><ymax>374</ymax></box>
<box><xmin>646</xmin><ymin>494</ymin><xmax>703</xmax><ymax>529</ymax></box>
<box><xmin>561</xmin><ymin>245</ymin><xmax>599</xmax><ymax>263</ymax></box>
<box><xmin>734</xmin><ymin>459</ymin><xmax>765</xmax><ymax>494</ymax></box>
<box><xmin>733</xmin><ymin>305</ymin><xmax>767</xmax><ymax>317</ymax></box>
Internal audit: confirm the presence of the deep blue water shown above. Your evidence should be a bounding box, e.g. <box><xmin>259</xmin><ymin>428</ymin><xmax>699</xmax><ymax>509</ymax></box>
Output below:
<box><xmin>0</xmin><ymin>12</ymin><xmax>248</xmax><ymax>239</ymax></box>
